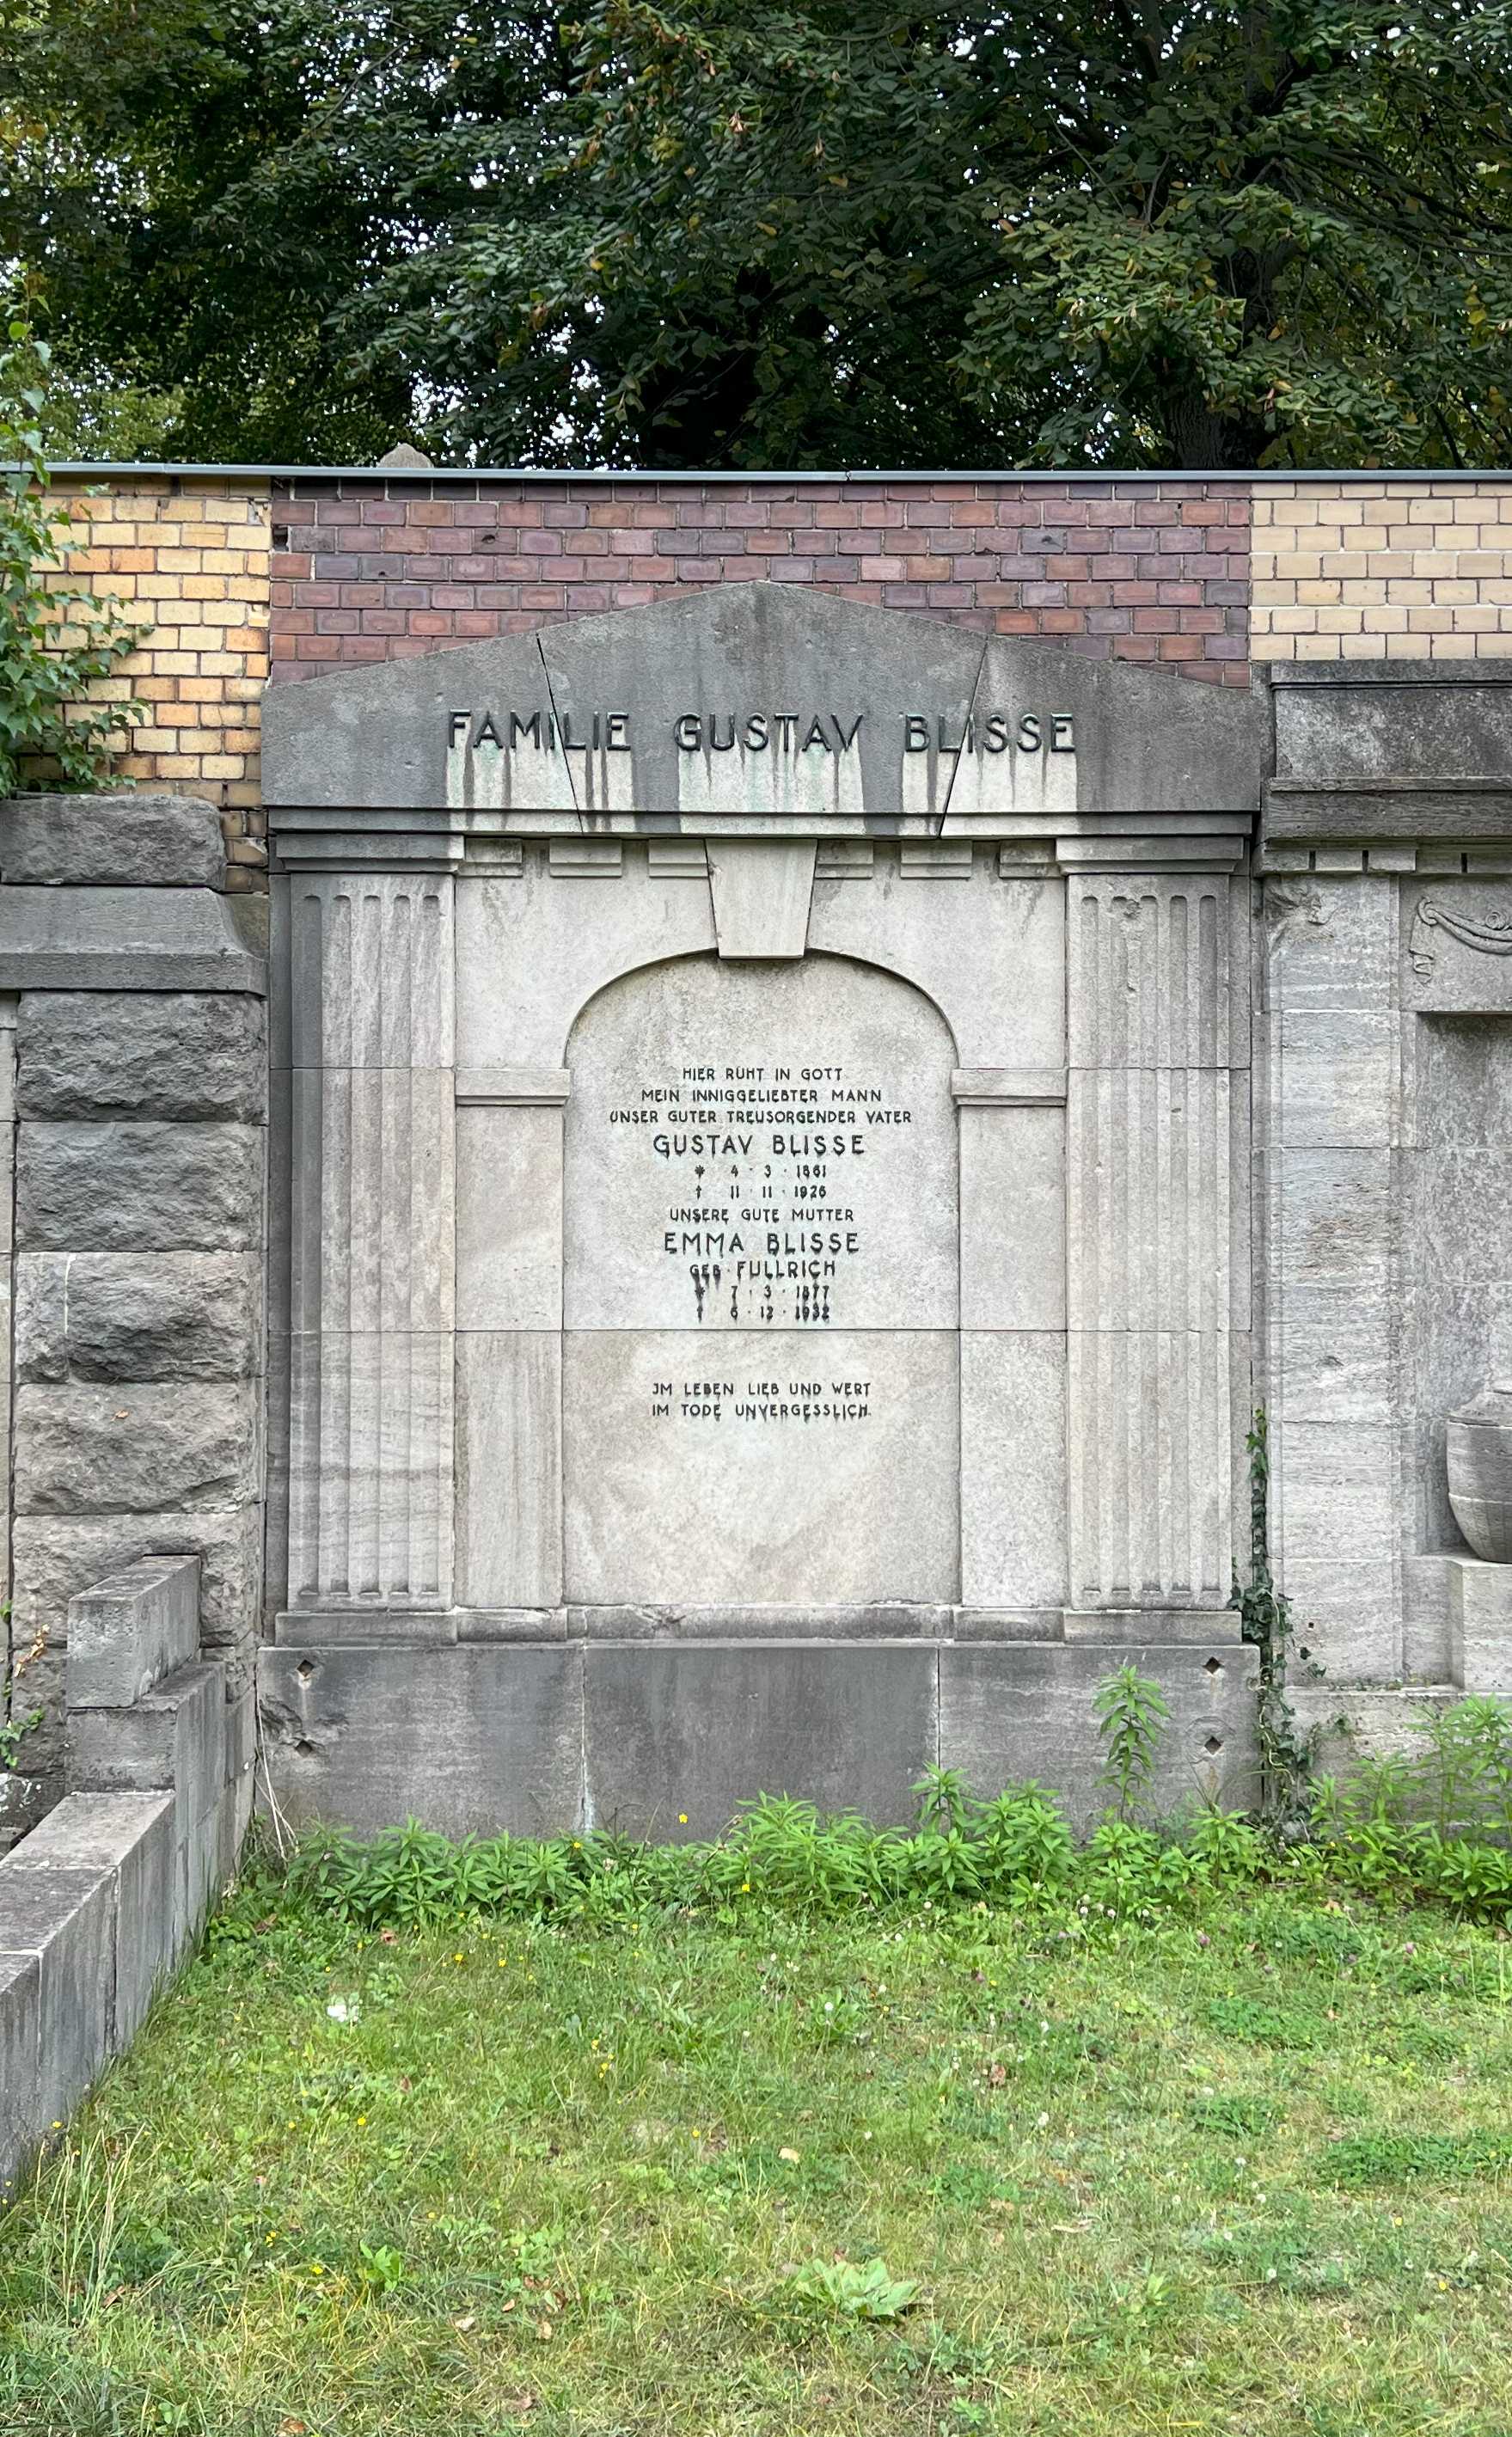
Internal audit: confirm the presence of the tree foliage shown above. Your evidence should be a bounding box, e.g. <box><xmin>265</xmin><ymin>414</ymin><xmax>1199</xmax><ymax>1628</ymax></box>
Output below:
<box><xmin>3</xmin><ymin>1</ymin><xmax>1510</xmax><ymax>468</ymax></box>
<box><xmin>0</xmin><ymin>321</ymin><xmax>145</xmax><ymax>794</ymax></box>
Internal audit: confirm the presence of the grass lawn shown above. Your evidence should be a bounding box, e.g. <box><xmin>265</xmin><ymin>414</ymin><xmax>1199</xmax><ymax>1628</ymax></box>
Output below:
<box><xmin>3</xmin><ymin>1884</ymin><xmax>1512</xmax><ymax>2435</ymax></box>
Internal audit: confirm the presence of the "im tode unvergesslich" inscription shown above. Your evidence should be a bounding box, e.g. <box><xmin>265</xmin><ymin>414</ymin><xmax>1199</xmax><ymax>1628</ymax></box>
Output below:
<box><xmin>609</xmin><ymin>1062</ymin><xmax>915</xmax><ymax>1327</ymax></box>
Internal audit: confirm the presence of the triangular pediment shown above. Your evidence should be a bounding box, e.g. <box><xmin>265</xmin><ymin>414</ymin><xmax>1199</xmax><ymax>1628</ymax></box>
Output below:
<box><xmin>262</xmin><ymin>583</ymin><xmax>1262</xmax><ymax>819</ymax></box>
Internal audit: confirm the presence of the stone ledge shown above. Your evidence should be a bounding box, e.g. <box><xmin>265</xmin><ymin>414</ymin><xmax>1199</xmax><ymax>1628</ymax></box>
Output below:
<box><xmin>951</xmin><ymin>1067</ymin><xmax>1067</xmax><ymax>1106</ymax></box>
<box><xmin>1264</xmin><ymin>778</ymin><xmax>1512</xmax><ymax>845</ymax></box>
<box><xmin>0</xmin><ymin>888</ymin><xmax>266</xmax><ymax>995</ymax></box>
<box><xmin>272</xmin><ymin>1603</ymin><xmax>1248</xmax><ymax>1646</ymax></box>
<box><xmin>1269</xmin><ymin>662</ymin><xmax>1512</xmax><ymax>689</ymax></box>
<box><xmin>455</xmin><ymin>1067</ymin><xmax>572</xmax><ymax>1106</ymax></box>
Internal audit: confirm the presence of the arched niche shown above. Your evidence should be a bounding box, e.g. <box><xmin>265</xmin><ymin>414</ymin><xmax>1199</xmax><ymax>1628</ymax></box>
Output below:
<box><xmin>561</xmin><ymin>951</ymin><xmax>960</xmax><ymax>1607</ymax></box>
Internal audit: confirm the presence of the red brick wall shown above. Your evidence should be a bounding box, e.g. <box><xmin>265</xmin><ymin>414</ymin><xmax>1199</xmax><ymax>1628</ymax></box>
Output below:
<box><xmin>270</xmin><ymin>477</ymin><xmax>1251</xmax><ymax>687</ymax></box>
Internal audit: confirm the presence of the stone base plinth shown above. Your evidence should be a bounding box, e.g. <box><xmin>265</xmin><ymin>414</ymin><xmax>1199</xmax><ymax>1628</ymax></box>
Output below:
<box><xmin>1448</xmin><ymin>1557</ymin><xmax>1512</xmax><ymax>1696</ymax></box>
<box><xmin>257</xmin><ymin>1632</ymin><xmax>1258</xmax><ymax>1840</ymax></box>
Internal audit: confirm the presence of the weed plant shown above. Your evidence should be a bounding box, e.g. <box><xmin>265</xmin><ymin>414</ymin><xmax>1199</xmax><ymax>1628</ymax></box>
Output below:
<box><xmin>255</xmin><ymin>1699</ymin><xmax>1512</xmax><ymax>1944</ymax></box>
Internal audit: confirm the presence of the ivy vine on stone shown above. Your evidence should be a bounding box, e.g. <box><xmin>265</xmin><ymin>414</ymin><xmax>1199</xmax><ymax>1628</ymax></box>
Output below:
<box><xmin>0</xmin><ymin>318</ymin><xmax>148</xmax><ymax>795</ymax></box>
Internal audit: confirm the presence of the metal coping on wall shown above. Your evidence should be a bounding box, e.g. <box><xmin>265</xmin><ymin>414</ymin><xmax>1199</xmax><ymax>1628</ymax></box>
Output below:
<box><xmin>28</xmin><ymin>461</ymin><xmax>1512</xmax><ymax>485</ymax></box>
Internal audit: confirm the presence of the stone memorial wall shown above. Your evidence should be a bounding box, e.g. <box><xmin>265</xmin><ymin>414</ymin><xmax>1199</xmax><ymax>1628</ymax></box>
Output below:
<box><xmin>1</xmin><ymin>469</ymin><xmax>1511</xmax><ymax>2183</ymax></box>
<box><xmin>252</xmin><ymin>587</ymin><xmax>1265</xmax><ymax>1834</ymax></box>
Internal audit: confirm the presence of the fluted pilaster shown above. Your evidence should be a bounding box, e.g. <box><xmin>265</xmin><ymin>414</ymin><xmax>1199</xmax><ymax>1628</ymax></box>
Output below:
<box><xmin>1066</xmin><ymin>877</ymin><xmax>1244</xmax><ymax>1607</ymax></box>
<box><xmin>285</xmin><ymin>874</ymin><xmax>456</xmax><ymax>1608</ymax></box>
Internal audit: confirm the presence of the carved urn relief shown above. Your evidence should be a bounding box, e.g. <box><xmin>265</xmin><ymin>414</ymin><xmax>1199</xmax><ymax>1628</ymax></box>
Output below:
<box><xmin>1448</xmin><ymin>1382</ymin><xmax>1512</xmax><ymax>1563</ymax></box>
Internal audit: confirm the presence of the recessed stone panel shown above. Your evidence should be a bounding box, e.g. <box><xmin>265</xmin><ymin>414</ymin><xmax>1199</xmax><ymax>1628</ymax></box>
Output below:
<box><xmin>565</xmin><ymin>953</ymin><xmax>957</xmax><ymax>1333</ymax></box>
<box><xmin>456</xmin><ymin>1106</ymin><xmax>563</xmax><ymax>1332</ymax></box>
<box><xmin>808</xmin><ymin>860</ymin><xmax>1064</xmax><ymax>1070</ymax></box>
<box><xmin>960</xmin><ymin>1332</ymin><xmax>1067</xmax><ymax>1608</ymax></box>
<box><xmin>456</xmin><ymin>1332</ymin><xmax>562</xmax><ymax>1608</ymax></box>
<box><xmin>563</xmin><ymin>1328</ymin><xmax>958</xmax><ymax>1606</ymax></box>
<box><xmin>958</xmin><ymin>1106</ymin><xmax>1066</xmax><ymax>1331</ymax></box>
<box><xmin>456</xmin><ymin>856</ymin><xmax>717</xmax><ymax>1071</ymax></box>
<box><xmin>553</xmin><ymin>948</ymin><xmax>961</xmax><ymax>1608</ymax></box>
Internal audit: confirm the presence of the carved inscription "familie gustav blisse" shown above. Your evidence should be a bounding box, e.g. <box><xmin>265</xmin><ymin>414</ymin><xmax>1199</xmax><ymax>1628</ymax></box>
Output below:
<box><xmin>448</xmin><ymin>706</ymin><xmax>1074</xmax><ymax>758</ymax></box>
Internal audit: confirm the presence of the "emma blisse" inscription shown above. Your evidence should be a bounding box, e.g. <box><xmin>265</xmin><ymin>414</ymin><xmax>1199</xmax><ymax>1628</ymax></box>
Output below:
<box><xmin>607</xmin><ymin>1061</ymin><xmax>915</xmax><ymax>1327</ymax></box>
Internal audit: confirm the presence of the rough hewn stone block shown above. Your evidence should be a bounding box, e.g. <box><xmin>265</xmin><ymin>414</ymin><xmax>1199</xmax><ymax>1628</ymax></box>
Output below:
<box><xmin>16</xmin><ymin>1121</ymin><xmax>264</xmax><ymax>1251</ymax></box>
<box><xmin>67</xmin><ymin>1555</ymin><xmax>199</xmax><ymax>1710</ymax></box>
<box><xmin>10</xmin><ymin>1506</ymin><xmax>260</xmax><ymax>1662</ymax></box>
<box><xmin>14</xmin><ymin>1381</ymin><xmax>260</xmax><ymax>1515</ymax></box>
<box><xmin>0</xmin><ymin>794</ymin><xmax>225</xmax><ymax>890</ymax></box>
<box><xmin>0</xmin><ymin>1772</ymin><xmax>52</xmax><ymax>1859</ymax></box>
<box><xmin>17</xmin><ymin>991</ymin><xmax>266</xmax><ymax>1121</ymax></box>
<box><xmin>16</xmin><ymin>1251</ymin><xmax>260</xmax><ymax>1382</ymax></box>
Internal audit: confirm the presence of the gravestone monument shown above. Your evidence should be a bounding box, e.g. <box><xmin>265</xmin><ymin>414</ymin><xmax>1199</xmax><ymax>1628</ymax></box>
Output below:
<box><xmin>256</xmin><ymin>588</ymin><xmax>1263</xmax><ymax>1832</ymax></box>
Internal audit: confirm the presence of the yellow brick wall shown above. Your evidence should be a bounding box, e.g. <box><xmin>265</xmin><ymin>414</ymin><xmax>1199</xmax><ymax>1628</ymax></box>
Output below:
<box><xmin>1252</xmin><ymin>479</ymin><xmax>1512</xmax><ymax>662</ymax></box>
<box><xmin>49</xmin><ymin>475</ymin><xmax>272</xmax><ymax>882</ymax></box>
